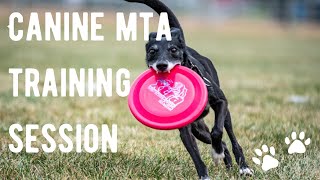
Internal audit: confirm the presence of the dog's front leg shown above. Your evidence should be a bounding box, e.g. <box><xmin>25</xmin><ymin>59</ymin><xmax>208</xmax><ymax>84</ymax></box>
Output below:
<box><xmin>207</xmin><ymin>85</ymin><xmax>228</xmax><ymax>163</ymax></box>
<box><xmin>179</xmin><ymin>126</ymin><xmax>209</xmax><ymax>180</ymax></box>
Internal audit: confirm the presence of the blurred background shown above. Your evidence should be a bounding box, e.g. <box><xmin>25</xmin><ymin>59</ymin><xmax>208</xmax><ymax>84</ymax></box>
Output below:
<box><xmin>2</xmin><ymin>0</ymin><xmax>320</xmax><ymax>23</ymax></box>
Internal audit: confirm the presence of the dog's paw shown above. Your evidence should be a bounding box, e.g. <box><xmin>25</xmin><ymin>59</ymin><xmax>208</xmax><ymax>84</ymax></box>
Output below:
<box><xmin>211</xmin><ymin>147</ymin><xmax>225</xmax><ymax>165</ymax></box>
<box><xmin>199</xmin><ymin>175</ymin><xmax>210</xmax><ymax>180</ymax></box>
<box><xmin>239</xmin><ymin>167</ymin><xmax>254</xmax><ymax>176</ymax></box>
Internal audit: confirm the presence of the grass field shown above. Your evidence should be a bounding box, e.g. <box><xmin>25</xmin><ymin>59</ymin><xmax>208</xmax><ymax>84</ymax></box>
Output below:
<box><xmin>0</xmin><ymin>12</ymin><xmax>320</xmax><ymax>179</ymax></box>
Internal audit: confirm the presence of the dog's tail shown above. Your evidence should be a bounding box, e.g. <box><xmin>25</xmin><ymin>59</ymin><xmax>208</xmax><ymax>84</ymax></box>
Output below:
<box><xmin>124</xmin><ymin>0</ymin><xmax>185</xmax><ymax>39</ymax></box>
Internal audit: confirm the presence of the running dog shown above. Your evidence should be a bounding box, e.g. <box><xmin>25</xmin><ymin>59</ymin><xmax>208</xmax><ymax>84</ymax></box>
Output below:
<box><xmin>124</xmin><ymin>0</ymin><xmax>253</xmax><ymax>178</ymax></box>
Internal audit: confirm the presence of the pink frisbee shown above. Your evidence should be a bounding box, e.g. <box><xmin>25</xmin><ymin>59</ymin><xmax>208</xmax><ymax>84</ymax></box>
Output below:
<box><xmin>128</xmin><ymin>65</ymin><xmax>208</xmax><ymax>130</ymax></box>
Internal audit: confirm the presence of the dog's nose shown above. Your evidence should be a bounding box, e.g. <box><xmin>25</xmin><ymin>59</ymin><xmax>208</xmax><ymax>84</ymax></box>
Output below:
<box><xmin>156</xmin><ymin>63</ymin><xmax>168</xmax><ymax>72</ymax></box>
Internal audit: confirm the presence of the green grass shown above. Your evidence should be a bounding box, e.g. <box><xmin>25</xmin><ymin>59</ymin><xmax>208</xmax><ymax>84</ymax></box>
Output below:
<box><xmin>0</xmin><ymin>17</ymin><xmax>320</xmax><ymax>179</ymax></box>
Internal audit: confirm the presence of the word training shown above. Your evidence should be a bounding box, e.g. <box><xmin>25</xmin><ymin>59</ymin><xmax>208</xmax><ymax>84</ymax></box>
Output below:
<box><xmin>9</xmin><ymin>124</ymin><xmax>117</xmax><ymax>153</ymax></box>
<box><xmin>9</xmin><ymin>68</ymin><xmax>130</xmax><ymax>97</ymax></box>
<box><xmin>8</xmin><ymin>12</ymin><xmax>171</xmax><ymax>41</ymax></box>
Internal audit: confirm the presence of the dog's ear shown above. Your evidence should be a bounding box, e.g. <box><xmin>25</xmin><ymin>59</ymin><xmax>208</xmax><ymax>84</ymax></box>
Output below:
<box><xmin>170</xmin><ymin>28</ymin><xmax>181</xmax><ymax>37</ymax></box>
<box><xmin>171</xmin><ymin>28</ymin><xmax>185</xmax><ymax>47</ymax></box>
<box><xmin>148</xmin><ymin>32</ymin><xmax>157</xmax><ymax>41</ymax></box>
<box><xmin>146</xmin><ymin>32</ymin><xmax>157</xmax><ymax>52</ymax></box>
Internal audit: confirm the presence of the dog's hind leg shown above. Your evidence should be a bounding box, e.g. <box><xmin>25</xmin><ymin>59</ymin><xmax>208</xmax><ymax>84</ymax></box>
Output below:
<box><xmin>191</xmin><ymin>119</ymin><xmax>233</xmax><ymax>169</ymax></box>
<box><xmin>224</xmin><ymin>111</ymin><xmax>253</xmax><ymax>175</ymax></box>
<box><xmin>179</xmin><ymin>125</ymin><xmax>209</xmax><ymax>179</ymax></box>
<box><xmin>221</xmin><ymin>141</ymin><xmax>232</xmax><ymax>169</ymax></box>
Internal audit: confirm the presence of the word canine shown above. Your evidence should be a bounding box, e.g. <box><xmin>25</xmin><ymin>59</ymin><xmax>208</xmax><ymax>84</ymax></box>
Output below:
<box><xmin>9</xmin><ymin>68</ymin><xmax>130</xmax><ymax>97</ymax></box>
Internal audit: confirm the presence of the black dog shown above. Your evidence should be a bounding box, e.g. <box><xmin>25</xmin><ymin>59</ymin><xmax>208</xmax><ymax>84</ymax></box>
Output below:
<box><xmin>125</xmin><ymin>0</ymin><xmax>253</xmax><ymax>178</ymax></box>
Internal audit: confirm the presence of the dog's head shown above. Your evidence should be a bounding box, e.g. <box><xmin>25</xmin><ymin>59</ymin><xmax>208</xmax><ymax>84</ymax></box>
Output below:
<box><xmin>145</xmin><ymin>28</ymin><xmax>186</xmax><ymax>73</ymax></box>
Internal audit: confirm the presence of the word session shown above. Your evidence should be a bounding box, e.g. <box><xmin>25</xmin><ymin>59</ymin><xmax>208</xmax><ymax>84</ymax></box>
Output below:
<box><xmin>8</xmin><ymin>12</ymin><xmax>171</xmax><ymax>41</ymax></box>
<box><xmin>9</xmin><ymin>68</ymin><xmax>130</xmax><ymax>97</ymax></box>
<box><xmin>9</xmin><ymin>124</ymin><xmax>117</xmax><ymax>153</ymax></box>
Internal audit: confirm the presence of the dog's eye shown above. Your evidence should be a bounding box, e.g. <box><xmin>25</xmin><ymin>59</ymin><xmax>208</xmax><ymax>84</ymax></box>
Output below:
<box><xmin>148</xmin><ymin>49</ymin><xmax>156</xmax><ymax>55</ymax></box>
<box><xmin>170</xmin><ymin>48</ymin><xmax>177</xmax><ymax>53</ymax></box>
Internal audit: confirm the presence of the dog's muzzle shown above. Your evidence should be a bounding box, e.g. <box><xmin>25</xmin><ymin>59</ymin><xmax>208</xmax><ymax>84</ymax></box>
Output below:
<box><xmin>150</xmin><ymin>61</ymin><xmax>180</xmax><ymax>73</ymax></box>
<box><xmin>156</xmin><ymin>62</ymin><xmax>168</xmax><ymax>72</ymax></box>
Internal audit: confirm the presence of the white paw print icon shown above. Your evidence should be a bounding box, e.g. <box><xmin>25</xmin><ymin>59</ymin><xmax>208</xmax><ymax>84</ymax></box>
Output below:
<box><xmin>252</xmin><ymin>145</ymin><xmax>279</xmax><ymax>172</ymax></box>
<box><xmin>285</xmin><ymin>131</ymin><xmax>311</xmax><ymax>154</ymax></box>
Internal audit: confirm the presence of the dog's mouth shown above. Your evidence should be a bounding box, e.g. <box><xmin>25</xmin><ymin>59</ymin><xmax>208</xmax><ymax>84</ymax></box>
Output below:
<box><xmin>149</xmin><ymin>61</ymin><xmax>181</xmax><ymax>73</ymax></box>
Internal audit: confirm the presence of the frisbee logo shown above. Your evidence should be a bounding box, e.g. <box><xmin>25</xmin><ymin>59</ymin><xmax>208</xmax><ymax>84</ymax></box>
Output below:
<box><xmin>148</xmin><ymin>79</ymin><xmax>187</xmax><ymax>111</ymax></box>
